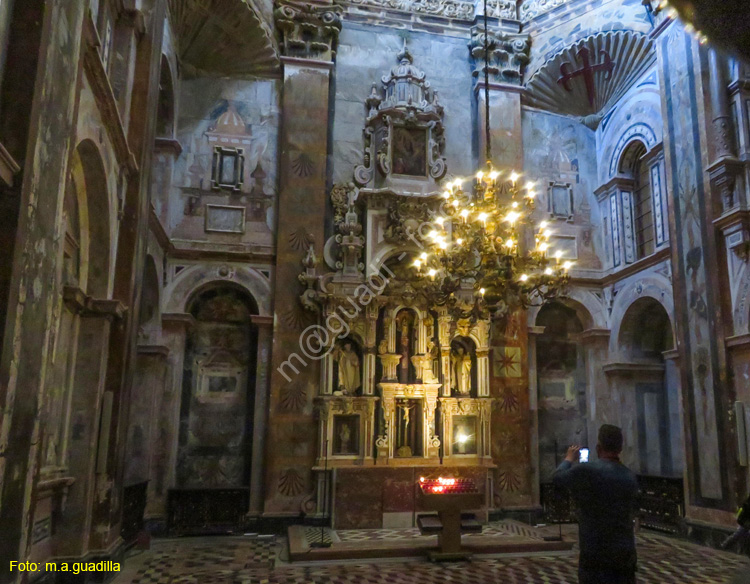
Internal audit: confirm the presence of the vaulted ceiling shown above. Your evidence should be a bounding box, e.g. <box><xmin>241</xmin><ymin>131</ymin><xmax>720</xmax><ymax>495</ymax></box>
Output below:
<box><xmin>167</xmin><ymin>0</ymin><xmax>280</xmax><ymax>78</ymax></box>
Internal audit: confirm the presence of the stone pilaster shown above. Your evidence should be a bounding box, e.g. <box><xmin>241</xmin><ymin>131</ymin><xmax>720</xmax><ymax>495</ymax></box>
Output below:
<box><xmin>264</xmin><ymin>0</ymin><xmax>342</xmax><ymax>517</ymax></box>
<box><xmin>248</xmin><ymin>315</ymin><xmax>273</xmax><ymax>518</ymax></box>
<box><xmin>0</xmin><ymin>1</ymin><xmax>89</xmax><ymax>575</ymax></box>
<box><xmin>655</xmin><ymin>19</ymin><xmax>736</xmax><ymax>521</ymax></box>
<box><xmin>145</xmin><ymin>314</ymin><xmax>195</xmax><ymax>524</ymax></box>
<box><xmin>469</xmin><ymin>25</ymin><xmax>529</xmax><ymax>171</ymax></box>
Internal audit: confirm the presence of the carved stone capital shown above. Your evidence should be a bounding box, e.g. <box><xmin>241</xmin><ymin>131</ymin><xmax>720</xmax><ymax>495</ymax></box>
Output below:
<box><xmin>469</xmin><ymin>29</ymin><xmax>530</xmax><ymax>86</ymax></box>
<box><xmin>275</xmin><ymin>1</ymin><xmax>342</xmax><ymax>61</ymax></box>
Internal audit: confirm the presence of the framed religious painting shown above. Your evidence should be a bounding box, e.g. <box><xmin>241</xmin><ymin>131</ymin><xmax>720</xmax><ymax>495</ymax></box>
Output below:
<box><xmin>391</xmin><ymin>126</ymin><xmax>427</xmax><ymax>177</ymax></box>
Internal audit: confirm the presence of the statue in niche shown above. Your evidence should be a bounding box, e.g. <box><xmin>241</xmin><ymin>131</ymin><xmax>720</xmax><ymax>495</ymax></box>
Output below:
<box><xmin>334</xmin><ymin>341</ymin><xmax>361</xmax><ymax>394</ymax></box>
<box><xmin>451</xmin><ymin>346</ymin><xmax>473</xmax><ymax>396</ymax></box>
<box><xmin>339</xmin><ymin>423</ymin><xmax>352</xmax><ymax>453</ymax></box>
<box><xmin>396</xmin><ymin>311</ymin><xmax>416</xmax><ymax>384</ymax></box>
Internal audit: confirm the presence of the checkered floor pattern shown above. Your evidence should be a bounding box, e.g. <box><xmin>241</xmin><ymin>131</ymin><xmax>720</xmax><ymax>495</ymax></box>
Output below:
<box><xmin>113</xmin><ymin>528</ymin><xmax>750</xmax><ymax>584</ymax></box>
<box><xmin>335</xmin><ymin>520</ymin><xmax>537</xmax><ymax>542</ymax></box>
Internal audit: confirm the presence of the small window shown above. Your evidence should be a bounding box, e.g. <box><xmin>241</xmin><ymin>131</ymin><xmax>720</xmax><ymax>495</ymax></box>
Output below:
<box><xmin>620</xmin><ymin>141</ymin><xmax>655</xmax><ymax>260</ymax></box>
<box><xmin>211</xmin><ymin>147</ymin><xmax>245</xmax><ymax>191</ymax></box>
<box><xmin>633</xmin><ymin>150</ymin><xmax>655</xmax><ymax>259</ymax></box>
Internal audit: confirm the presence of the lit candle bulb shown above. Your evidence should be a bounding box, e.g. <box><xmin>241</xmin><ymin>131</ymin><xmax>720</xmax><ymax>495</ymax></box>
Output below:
<box><xmin>413</xmin><ymin>259</ymin><xmax>422</xmax><ymax>269</ymax></box>
<box><xmin>519</xmin><ymin>274</ymin><xmax>529</xmax><ymax>282</ymax></box>
<box><xmin>511</xmin><ymin>201</ymin><xmax>519</xmax><ymax>208</ymax></box>
<box><xmin>489</xmin><ymin>170</ymin><xmax>499</xmax><ymax>181</ymax></box>
<box><xmin>527</xmin><ymin>191</ymin><xmax>537</xmax><ymax>199</ymax></box>
<box><xmin>544</xmin><ymin>267</ymin><xmax>553</xmax><ymax>275</ymax></box>
<box><xmin>438</xmin><ymin>240</ymin><xmax>448</xmax><ymax>250</ymax></box>
<box><xmin>442</xmin><ymin>191</ymin><xmax>451</xmax><ymax>199</ymax></box>
<box><xmin>476</xmin><ymin>171</ymin><xmax>484</xmax><ymax>182</ymax></box>
<box><xmin>428</xmin><ymin>268</ymin><xmax>437</xmax><ymax>277</ymax></box>
<box><xmin>436</xmin><ymin>216</ymin><xmax>445</xmax><ymax>226</ymax></box>
<box><xmin>452</xmin><ymin>199</ymin><xmax>460</xmax><ymax>208</ymax></box>
<box><xmin>525</xmin><ymin>181</ymin><xmax>535</xmax><ymax>190</ymax></box>
<box><xmin>478</xmin><ymin>212</ymin><xmax>488</xmax><ymax>224</ymax></box>
<box><xmin>540</xmin><ymin>221</ymin><xmax>548</xmax><ymax>229</ymax></box>
<box><xmin>479</xmin><ymin>288</ymin><xmax>486</xmax><ymax>295</ymax></box>
<box><xmin>420</xmin><ymin>252</ymin><xmax>428</xmax><ymax>261</ymax></box>
<box><xmin>505</xmin><ymin>211</ymin><xmax>520</xmax><ymax>225</ymax></box>
<box><xmin>428</xmin><ymin>230</ymin><xmax>438</xmax><ymax>240</ymax></box>
<box><xmin>554</xmin><ymin>250</ymin><xmax>563</xmax><ymax>260</ymax></box>
<box><xmin>504</xmin><ymin>238</ymin><xmax>515</xmax><ymax>248</ymax></box>
<box><xmin>460</xmin><ymin>209</ymin><xmax>470</xmax><ymax>221</ymax></box>
<box><xmin>456</xmin><ymin>238</ymin><xmax>464</xmax><ymax>245</ymax></box>
<box><xmin>543</xmin><ymin>229</ymin><xmax>552</xmax><ymax>238</ymax></box>
<box><xmin>509</xmin><ymin>171</ymin><xmax>520</xmax><ymax>184</ymax></box>
<box><xmin>563</xmin><ymin>261</ymin><xmax>573</xmax><ymax>270</ymax></box>
<box><xmin>539</xmin><ymin>242</ymin><xmax>549</xmax><ymax>252</ymax></box>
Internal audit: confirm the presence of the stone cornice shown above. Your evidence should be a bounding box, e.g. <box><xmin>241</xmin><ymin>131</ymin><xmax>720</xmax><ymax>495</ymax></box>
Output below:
<box><xmin>154</xmin><ymin>137</ymin><xmax>183</xmax><ymax>157</ymax></box>
<box><xmin>603</xmin><ymin>361</ymin><xmax>665</xmax><ymax>376</ymax></box>
<box><xmin>82</xmin><ymin>12</ymin><xmax>138</xmax><ymax>175</ymax></box>
<box><xmin>594</xmin><ymin>176</ymin><xmax>635</xmax><ymax>201</ymax></box>
<box><xmin>726</xmin><ymin>333</ymin><xmax>750</xmax><ymax>350</ymax></box>
<box><xmin>576</xmin><ymin>328</ymin><xmax>611</xmax><ymax>344</ymax></box>
<box><xmin>137</xmin><ymin>344</ymin><xmax>171</xmax><ymax>357</ymax></box>
<box><xmin>63</xmin><ymin>286</ymin><xmax>127</xmax><ymax>320</ymax></box>
<box><xmin>161</xmin><ymin>312</ymin><xmax>197</xmax><ymax>330</ymax></box>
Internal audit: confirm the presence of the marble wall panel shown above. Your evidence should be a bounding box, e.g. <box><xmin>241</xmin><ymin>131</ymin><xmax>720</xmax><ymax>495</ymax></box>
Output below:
<box><xmin>171</xmin><ymin>78</ymin><xmax>280</xmax><ymax>247</ymax></box>
<box><xmin>523</xmin><ymin>109</ymin><xmax>603</xmax><ymax>271</ymax></box>
<box><xmin>332</xmin><ymin>24</ymin><xmax>475</xmax><ymax>185</ymax></box>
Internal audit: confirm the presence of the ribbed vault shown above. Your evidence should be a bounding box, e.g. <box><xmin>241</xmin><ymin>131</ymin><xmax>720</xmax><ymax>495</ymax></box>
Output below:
<box><xmin>167</xmin><ymin>0</ymin><xmax>280</xmax><ymax>78</ymax></box>
<box><xmin>524</xmin><ymin>31</ymin><xmax>655</xmax><ymax>118</ymax></box>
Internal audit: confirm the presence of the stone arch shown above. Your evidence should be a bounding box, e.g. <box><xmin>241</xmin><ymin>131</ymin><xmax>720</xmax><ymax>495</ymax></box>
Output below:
<box><xmin>163</xmin><ymin>264</ymin><xmax>271</xmax><ymax>316</ymax></box>
<box><xmin>608</xmin><ymin>123</ymin><xmax>658</xmax><ymax>179</ymax></box>
<box><xmin>528</xmin><ymin>288</ymin><xmax>605</xmax><ymax>330</ymax></box>
<box><xmin>71</xmin><ymin>139</ymin><xmax>112</xmax><ymax>298</ymax></box>
<box><xmin>616</xmin><ymin>297</ymin><xmax>674</xmax><ymax>361</ymax></box>
<box><xmin>608</xmin><ymin>274</ymin><xmax>674</xmax><ymax>358</ymax></box>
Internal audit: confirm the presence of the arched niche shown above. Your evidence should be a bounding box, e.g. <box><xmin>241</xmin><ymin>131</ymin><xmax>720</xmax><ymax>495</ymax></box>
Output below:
<box><xmin>71</xmin><ymin>139</ymin><xmax>111</xmax><ymax>298</ymax></box>
<box><xmin>331</xmin><ymin>336</ymin><xmax>363</xmax><ymax>395</ymax></box>
<box><xmin>156</xmin><ymin>54</ymin><xmax>175</xmax><ymax>139</ymax></box>
<box><xmin>535</xmin><ymin>302</ymin><xmax>587</xmax><ymax>481</ymax></box>
<box><xmin>138</xmin><ymin>254</ymin><xmax>161</xmax><ymax>339</ymax></box>
<box><xmin>617</xmin><ymin>297</ymin><xmax>674</xmax><ymax>361</ymax></box>
<box><xmin>163</xmin><ymin>264</ymin><xmax>272</xmax><ymax>317</ymax></box>
<box><xmin>611</xmin><ymin>296</ymin><xmax>682</xmax><ymax>477</ymax></box>
<box><xmin>449</xmin><ymin>336</ymin><xmax>477</xmax><ymax>397</ymax></box>
<box><xmin>177</xmin><ymin>283</ymin><xmax>260</xmax><ymax>488</ymax></box>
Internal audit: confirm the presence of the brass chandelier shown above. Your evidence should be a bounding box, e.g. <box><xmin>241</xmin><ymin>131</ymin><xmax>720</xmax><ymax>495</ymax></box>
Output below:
<box><xmin>411</xmin><ymin>0</ymin><xmax>572</xmax><ymax>319</ymax></box>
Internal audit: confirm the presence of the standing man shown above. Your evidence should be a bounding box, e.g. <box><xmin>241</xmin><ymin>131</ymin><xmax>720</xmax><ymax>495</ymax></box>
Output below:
<box><xmin>553</xmin><ymin>424</ymin><xmax>640</xmax><ymax>584</ymax></box>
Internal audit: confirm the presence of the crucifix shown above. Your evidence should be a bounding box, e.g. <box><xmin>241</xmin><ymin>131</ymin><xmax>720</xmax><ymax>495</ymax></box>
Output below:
<box><xmin>557</xmin><ymin>47</ymin><xmax>616</xmax><ymax>107</ymax></box>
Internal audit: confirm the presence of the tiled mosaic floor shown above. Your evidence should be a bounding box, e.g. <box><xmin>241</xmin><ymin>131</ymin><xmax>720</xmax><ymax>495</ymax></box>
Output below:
<box><xmin>113</xmin><ymin>527</ymin><xmax>750</xmax><ymax>584</ymax></box>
